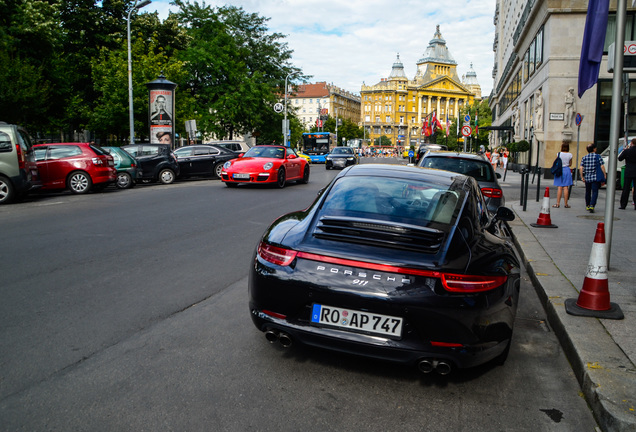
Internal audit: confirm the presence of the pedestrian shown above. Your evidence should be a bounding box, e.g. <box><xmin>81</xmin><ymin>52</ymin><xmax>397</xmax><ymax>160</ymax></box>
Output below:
<box><xmin>502</xmin><ymin>147</ymin><xmax>509</xmax><ymax>170</ymax></box>
<box><xmin>491</xmin><ymin>150</ymin><xmax>500</xmax><ymax>170</ymax></box>
<box><xmin>485</xmin><ymin>149</ymin><xmax>491</xmax><ymax>161</ymax></box>
<box><xmin>618</xmin><ymin>137</ymin><xmax>636</xmax><ymax>210</ymax></box>
<box><xmin>552</xmin><ymin>141</ymin><xmax>573</xmax><ymax>208</ymax></box>
<box><xmin>579</xmin><ymin>143</ymin><xmax>607</xmax><ymax>213</ymax></box>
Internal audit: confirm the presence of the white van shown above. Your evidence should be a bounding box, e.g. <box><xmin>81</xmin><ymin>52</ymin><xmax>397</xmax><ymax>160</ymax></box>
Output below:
<box><xmin>601</xmin><ymin>136</ymin><xmax>633</xmax><ymax>188</ymax></box>
<box><xmin>206</xmin><ymin>140</ymin><xmax>252</xmax><ymax>154</ymax></box>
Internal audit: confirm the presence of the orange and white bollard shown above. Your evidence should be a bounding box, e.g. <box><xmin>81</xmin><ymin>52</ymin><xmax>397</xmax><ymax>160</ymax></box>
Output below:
<box><xmin>565</xmin><ymin>222</ymin><xmax>623</xmax><ymax>319</ymax></box>
<box><xmin>531</xmin><ymin>187</ymin><xmax>558</xmax><ymax>228</ymax></box>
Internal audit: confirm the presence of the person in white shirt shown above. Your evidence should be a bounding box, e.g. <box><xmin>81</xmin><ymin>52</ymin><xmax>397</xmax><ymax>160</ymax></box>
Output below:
<box><xmin>553</xmin><ymin>141</ymin><xmax>573</xmax><ymax>208</ymax></box>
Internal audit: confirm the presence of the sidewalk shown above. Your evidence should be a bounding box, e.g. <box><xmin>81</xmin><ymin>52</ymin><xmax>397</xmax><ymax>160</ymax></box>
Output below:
<box><xmin>500</xmin><ymin>169</ymin><xmax>636</xmax><ymax>432</ymax></box>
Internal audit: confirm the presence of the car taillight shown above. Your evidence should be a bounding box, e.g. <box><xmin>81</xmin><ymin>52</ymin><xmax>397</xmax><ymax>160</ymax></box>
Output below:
<box><xmin>441</xmin><ymin>274</ymin><xmax>507</xmax><ymax>293</ymax></box>
<box><xmin>257</xmin><ymin>242</ymin><xmax>298</xmax><ymax>266</ymax></box>
<box><xmin>16</xmin><ymin>144</ymin><xmax>25</xmax><ymax>169</ymax></box>
<box><xmin>481</xmin><ymin>187</ymin><xmax>503</xmax><ymax>198</ymax></box>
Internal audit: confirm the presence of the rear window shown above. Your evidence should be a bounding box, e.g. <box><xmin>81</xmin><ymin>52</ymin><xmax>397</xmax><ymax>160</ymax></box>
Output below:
<box><xmin>421</xmin><ymin>157</ymin><xmax>494</xmax><ymax>182</ymax></box>
<box><xmin>320</xmin><ymin>176</ymin><xmax>463</xmax><ymax>226</ymax></box>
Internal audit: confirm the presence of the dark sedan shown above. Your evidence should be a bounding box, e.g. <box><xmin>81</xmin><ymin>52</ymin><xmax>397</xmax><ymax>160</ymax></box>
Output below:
<box><xmin>173</xmin><ymin>144</ymin><xmax>237</xmax><ymax>179</ymax></box>
<box><xmin>325</xmin><ymin>146</ymin><xmax>358</xmax><ymax>169</ymax></box>
<box><xmin>417</xmin><ymin>151</ymin><xmax>504</xmax><ymax>213</ymax></box>
<box><xmin>249</xmin><ymin>164</ymin><xmax>520</xmax><ymax>375</ymax></box>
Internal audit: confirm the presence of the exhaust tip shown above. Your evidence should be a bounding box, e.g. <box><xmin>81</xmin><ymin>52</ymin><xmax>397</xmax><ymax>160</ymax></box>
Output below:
<box><xmin>264</xmin><ymin>329</ymin><xmax>279</xmax><ymax>343</ymax></box>
<box><xmin>435</xmin><ymin>361</ymin><xmax>452</xmax><ymax>376</ymax></box>
<box><xmin>278</xmin><ymin>332</ymin><xmax>293</xmax><ymax>348</ymax></box>
<box><xmin>417</xmin><ymin>359</ymin><xmax>434</xmax><ymax>374</ymax></box>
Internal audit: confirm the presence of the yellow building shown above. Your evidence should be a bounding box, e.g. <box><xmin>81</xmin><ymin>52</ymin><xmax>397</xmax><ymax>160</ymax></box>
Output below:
<box><xmin>360</xmin><ymin>26</ymin><xmax>480</xmax><ymax>148</ymax></box>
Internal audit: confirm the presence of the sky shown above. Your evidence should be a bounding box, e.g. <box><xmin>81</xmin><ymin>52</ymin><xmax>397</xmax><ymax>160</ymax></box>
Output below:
<box><xmin>149</xmin><ymin>0</ymin><xmax>497</xmax><ymax>97</ymax></box>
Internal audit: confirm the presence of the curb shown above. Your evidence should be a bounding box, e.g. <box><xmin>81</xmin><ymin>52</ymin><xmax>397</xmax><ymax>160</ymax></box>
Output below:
<box><xmin>509</xmin><ymin>214</ymin><xmax>636</xmax><ymax>432</ymax></box>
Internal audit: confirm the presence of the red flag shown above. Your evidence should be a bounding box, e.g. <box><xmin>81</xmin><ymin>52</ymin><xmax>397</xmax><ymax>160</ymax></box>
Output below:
<box><xmin>422</xmin><ymin>118</ymin><xmax>429</xmax><ymax>136</ymax></box>
<box><xmin>431</xmin><ymin>111</ymin><xmax>438</xmax><ymax>133</ymax></box>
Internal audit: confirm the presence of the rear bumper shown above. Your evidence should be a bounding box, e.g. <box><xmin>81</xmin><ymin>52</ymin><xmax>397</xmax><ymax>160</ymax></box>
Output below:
<box><xmin>250</xmin><ymin>308</ymin><xmax>510</xmax><ymax>369</ymax></box>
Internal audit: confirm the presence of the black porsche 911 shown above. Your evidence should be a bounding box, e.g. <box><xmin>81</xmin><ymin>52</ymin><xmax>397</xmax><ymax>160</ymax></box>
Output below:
<box><xmin>249</xmin><ymin>164</ymin><xmax>520</xmax><ymax>375</ymax></box>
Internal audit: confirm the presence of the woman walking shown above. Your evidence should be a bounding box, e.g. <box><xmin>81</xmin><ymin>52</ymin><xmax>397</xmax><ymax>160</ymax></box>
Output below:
<box><xmin>553</xmin><ymin>141</ymin><xmax>573</xmax><ymax>208</ymax></box>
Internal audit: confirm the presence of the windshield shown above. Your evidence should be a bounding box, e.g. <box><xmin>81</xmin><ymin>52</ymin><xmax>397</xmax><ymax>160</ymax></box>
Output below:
<box><xmin>244</xmin><ymin>146</ymin><xmax>285</xmax><ymax>159</ymax></box>
<box><xmin>320</xmin><ymin>176</ymin><xmax>462</xmax><ymax>226</ymax></box>
<box><xmin>331</xmin><ymin>147</ymin><xmax>353</xmax><ymax>155</ymax></box>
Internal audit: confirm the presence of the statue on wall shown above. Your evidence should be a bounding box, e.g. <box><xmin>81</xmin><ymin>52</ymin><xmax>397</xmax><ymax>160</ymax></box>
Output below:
<box><xmin>534</xmin><ymin>89</ymin><xmax>544</xmax><ymax>131</ymax></box>
<box><xmin>564</xmin><ymin>87</ymin><xmax>576</xmax><ymax>129</ymax></box>
<box><xmin>512</xmin><ymin>105</ymin><xmax>520</xmax><ymax>138</ymax></box>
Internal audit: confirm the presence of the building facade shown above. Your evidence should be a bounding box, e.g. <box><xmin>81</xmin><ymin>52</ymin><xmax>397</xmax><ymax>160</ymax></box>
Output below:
<box><xmin>360</xmin><ymin>26</ymin><xmax>481</xmax><ymax>148</ymax></box>
<box><xmin>288</xmin><ymin>82</ymin><xmax>361</xmax><ymax>130</ymax></box>
<box><xmin>489</xmin><ymin>0</ymin><xmax>636</xmax><ymax>176</ymax></box>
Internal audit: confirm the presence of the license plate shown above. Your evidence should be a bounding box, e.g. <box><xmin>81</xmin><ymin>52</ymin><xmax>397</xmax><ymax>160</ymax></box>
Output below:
<box><xmin>233</xmin><ymin>173</ymin><xmax>250</xmax><ymax>180</ymax></box>
<box><xmin>311</xmin><ymin>304</ymin><xmax>403</xmax><ymax>338</ymax></box>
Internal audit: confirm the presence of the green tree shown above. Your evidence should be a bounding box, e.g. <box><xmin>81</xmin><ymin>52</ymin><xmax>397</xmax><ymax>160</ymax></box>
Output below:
<box><xmin>174</xmin><ymin>2</ymin><xmax>303</xmax><ymax>141</ymax></box>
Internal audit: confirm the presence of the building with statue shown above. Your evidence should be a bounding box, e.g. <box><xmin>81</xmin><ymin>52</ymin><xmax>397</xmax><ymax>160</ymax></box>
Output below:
<box><xmin>360</xmin><ymin>26</ymin><xmax>481</xmax><ymax>148</ymax></box>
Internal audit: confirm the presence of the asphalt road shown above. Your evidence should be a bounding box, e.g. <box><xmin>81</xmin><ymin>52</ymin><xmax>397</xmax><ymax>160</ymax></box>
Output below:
<box><xmin>0</xmin><ymin>158</ymin><xmax>597</xmax><ymax>431</ymax></box>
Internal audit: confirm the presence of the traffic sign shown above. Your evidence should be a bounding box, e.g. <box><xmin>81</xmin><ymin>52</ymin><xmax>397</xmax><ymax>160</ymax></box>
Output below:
<box><xmin>274</xmin><ymin>103</ymin><xmax>284</xmax><ymax>113</ymax></box>
<box><xmin>464</xmin><ymin>114</ymin><xmax>471</xmax><ymax>124</ymax></box>
<box><xmin>461</xmin><ymin>125</ymin><xmax>472</xmax><ymax>137</ymax></box>
<box><xmin>316</xmin><ymin>119</ymin><xmax>322</xmax><ymax>127</ymax></box>
<box><xmin>575</xmin><ymin>113</ymin><xmax>583</xmax><ymax>127</ymax></box>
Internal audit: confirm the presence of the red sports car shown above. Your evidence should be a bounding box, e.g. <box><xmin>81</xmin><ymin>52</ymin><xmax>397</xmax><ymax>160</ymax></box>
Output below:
<box><xmin>221</xmin><ymin>145</ymin><xmax>310</xmax><ymax>188</ymax></box>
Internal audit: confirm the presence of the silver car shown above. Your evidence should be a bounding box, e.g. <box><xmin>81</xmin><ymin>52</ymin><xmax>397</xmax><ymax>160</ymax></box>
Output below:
<box><xmin>417</xmin><ymin>151</ymin><xmax>504</xmax><ymax>213</ymax></box>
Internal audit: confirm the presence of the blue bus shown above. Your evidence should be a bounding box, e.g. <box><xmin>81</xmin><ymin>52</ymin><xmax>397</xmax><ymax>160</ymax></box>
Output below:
<box><xmin>302</xmin><ymin>132</ymin><xmax>334</xmax><ymax>163</ymax></box>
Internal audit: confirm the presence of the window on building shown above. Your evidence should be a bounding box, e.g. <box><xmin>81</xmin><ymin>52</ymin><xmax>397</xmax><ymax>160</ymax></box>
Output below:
<box><xmin>604</xmin><ymin>13</ymin><xmax>636</xmax><ymax>52</ymax></box>
<box><xmin>386</xmin><ymin>115</ymin><xmax>391</xmax><ymax>123</ymax></box>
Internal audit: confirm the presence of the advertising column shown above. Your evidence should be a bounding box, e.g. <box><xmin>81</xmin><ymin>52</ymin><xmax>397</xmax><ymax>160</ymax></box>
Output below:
<box><xmin>146</xmin><ymin>74</ymin><xmax>177</xmax><ymax>147</ymax></box>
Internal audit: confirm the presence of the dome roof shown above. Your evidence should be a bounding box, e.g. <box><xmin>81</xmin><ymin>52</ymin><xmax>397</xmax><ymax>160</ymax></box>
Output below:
<box><xmin>418</xmin><ymin>25</ymin><xmax>457</xmax><ymax>65</ymax></box>
<box><xmin>388</xmin><ymin>53</ymin><xmax>407</xmax><ymax>79</ymax></box>
<box><xmin>463</xmin><ymin>63</ymin><xmax>479</xmax><ymax>85</ymax></box>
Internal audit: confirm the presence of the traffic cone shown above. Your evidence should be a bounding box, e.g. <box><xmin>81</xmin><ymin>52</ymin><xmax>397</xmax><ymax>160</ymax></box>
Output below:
<box><xmin>530</xmin><ymin>187</ymin><xmax>558</xmax><ymax>228</ymax></box>
<box><xmin>565</xmin><ymin>223</ymin><xmax>624</xmax><ymax>319</ymax></box>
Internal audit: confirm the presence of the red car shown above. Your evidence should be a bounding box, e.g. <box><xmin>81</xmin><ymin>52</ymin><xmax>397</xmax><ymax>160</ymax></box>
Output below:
<box><xmin>221</xmin><ymin>145</ymin><xmax>310</xmax><ymax>188</ymax></box>
<box><xmin>33</xmin><ymin>143</ymin><xmax>117</xmax><ymax>194</ymax></box>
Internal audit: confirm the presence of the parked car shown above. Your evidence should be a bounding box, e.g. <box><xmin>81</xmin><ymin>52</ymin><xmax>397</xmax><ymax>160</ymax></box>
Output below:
<box><xmin>325</xmin><ymin>146</ymin><xmax>359</xmax><ymax>169</ymax></box>
<box><xmin>121</xmin><ymin>143</ymin><xmax>180</xmax><ymax>184</ymax></box>
<box><xmin>221</xmin><ymin>145</ymin><xmax>310</xmax><ymax>188</ymax></box>
<box><xmin>249</xmin><ymin>164</ymin><xmax>519</xmax><ymax>374</ymax></box>
<box><xmin>102</xmin><ymin>146</ymin><xmax>142</xmax><ymax>189</ymax></box>
<box><xmin>417</xmin><ymin>151</ymin><xmax>504</xmax><ymax>213</ymax></box>
<box><xmin>32</xmin><ymin>142</ymin><xmax>116</xmax><ymax>194</ymax></box>
<box><xmin>0</xmin><ymin>122</ymin><xmax>41</xmax><ymax>204</ymax></box>
<box><xmin>173</xmin><ymin>144</ymin><xmax>237</xmax><ymax>179</ymax></box>
<box><xmin>206</xmin><ymin>140</ymin><xmax>252</xmax><ymax>154</ymax></box>
<box><xmin>416</xmin><ymin>144</ymin><xmax>447</xmax><ymax>163</ymax></box>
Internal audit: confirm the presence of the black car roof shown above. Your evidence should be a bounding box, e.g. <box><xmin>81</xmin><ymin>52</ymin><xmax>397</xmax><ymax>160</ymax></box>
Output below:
<box><xmin>423</xmin><ymin>151</ymin><xmax>488</xmax><ymax>162</ymax></box>
<box><xmin>338</xmin><ymin>163</ymin><xmax>465</xmax><ymax>185</ymax></box>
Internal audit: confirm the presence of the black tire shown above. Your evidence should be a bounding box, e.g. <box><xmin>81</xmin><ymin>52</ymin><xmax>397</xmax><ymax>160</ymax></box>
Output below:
<box><xmin>158</xmin><ymin>169</ymin><xmax>175</xmax><ymax>184</ymax></box>
<box><xmin>116</xmin><ymin>172</ymin><xmax>133</xmax><ymax>189</ymax></box>
<box><xmin>299</xmin><ymin>165</ymin><xmax>310</xmax><ymax>184</ymax></box>
<box><xmin>67</xmin><ymin>171</ymin><xmax>92</xmax><ymax>194</ymax></box>
<box><xmin>213</xmin><ymin>162</ymin><xmax>224</xmax><ymax>179</ymax></box>
<box><xmin>0</xmin><ymin>176</ymin><xmax>15</xmax><ymax>204</ymax></box>
<box><xmin>276</xmin><ymin>168</ymin><xmax>286</xmax><ymax>188</ymax></box>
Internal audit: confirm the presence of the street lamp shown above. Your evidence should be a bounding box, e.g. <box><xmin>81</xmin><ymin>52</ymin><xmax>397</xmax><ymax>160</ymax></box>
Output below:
<box><xmin>283</xmin><ymin>72</ymin><xmax>298</xmax><ymax>146</ymax></box>
<box><xmin>127</xmin><ymin>0</ymin><xmax>152</xmax><ymax>144</ymax></box>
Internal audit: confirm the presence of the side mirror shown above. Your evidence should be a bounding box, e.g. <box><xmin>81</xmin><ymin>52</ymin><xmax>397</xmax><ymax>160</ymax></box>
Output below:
<box><xmin>288</xmin><ymin>154</ymin><xmax>297</xmax><ymax>159</ymax></box>
<box><xmin>494</xmin><ymin>206</ymin><xmax>515</xmax><ymax>222</ymax></box>
<box><xmin>238</xmin><ymin>153</ymin><xmax>244</xmax><ymax>158</ymax></box>
<box><xmin>496</xmin><ymin>172</ymin><xmax>502</xmax><ymax>179</ymax></box>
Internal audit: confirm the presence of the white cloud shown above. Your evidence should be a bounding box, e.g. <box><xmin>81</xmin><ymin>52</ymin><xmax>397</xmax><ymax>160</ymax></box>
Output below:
<box><xmin>150</xmin><ymin>0</ymin><xmax>495</xmax><ymax>96</ymax></box>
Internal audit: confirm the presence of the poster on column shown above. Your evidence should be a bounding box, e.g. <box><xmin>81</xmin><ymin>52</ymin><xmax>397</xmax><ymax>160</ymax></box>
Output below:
<box><xmin>150</xmin><ymin>90</ymin><xmax>173</xmax><ymax>144</ymax></box>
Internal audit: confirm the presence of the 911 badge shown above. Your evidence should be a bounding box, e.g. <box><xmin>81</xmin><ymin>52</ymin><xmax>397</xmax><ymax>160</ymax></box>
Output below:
<box><xmin>315</xmin><ymin>265</ymin><xmax>411</xmax><ymax>284</ymax></box>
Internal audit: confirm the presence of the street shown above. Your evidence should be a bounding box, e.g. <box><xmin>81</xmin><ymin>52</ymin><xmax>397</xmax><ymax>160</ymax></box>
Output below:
<box><xmin>0</xmin><ymin>158</ymin><xmax>598</xmax><ymax>431</ymax></box>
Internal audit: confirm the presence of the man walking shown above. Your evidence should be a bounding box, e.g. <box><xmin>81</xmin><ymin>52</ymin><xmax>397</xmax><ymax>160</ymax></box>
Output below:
<box><xmin>579</xmin><ymin>143</ymin><xmax>606</xmax><ymax>213</ymax></box>
<box><xmin>618</xmin><ymin>138</ymin><xmax>636</xmax><ymax>210</ymax></box>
